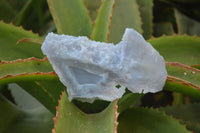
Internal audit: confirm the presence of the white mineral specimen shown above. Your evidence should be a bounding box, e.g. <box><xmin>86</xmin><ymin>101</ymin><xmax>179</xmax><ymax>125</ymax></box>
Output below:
<box><xmin>41</xmin><ymin>28</ymin><xmax>167</xmax><ymax>102</ymax></box>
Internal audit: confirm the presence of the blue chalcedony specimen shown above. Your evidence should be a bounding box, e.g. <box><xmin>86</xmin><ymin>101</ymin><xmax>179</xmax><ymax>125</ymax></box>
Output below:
<box><xmin>41</xmin><ymin>28</ymin><xmax>167</xmax><ymax>102</ymax></box>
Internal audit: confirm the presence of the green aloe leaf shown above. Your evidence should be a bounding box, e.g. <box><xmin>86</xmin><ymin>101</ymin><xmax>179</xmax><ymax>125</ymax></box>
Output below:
<box><xmin>175</xmin><ymin>9</ymin><xmax>200</xmax><ymax>36</ymax></box>
<box><xmin>148</xmin><ymin>35</ymin><xmax>200</xmax><ymax>65</ymax></box>
<box><xmin>53</xmin><ymin>91</ymin><xmax>118</xmax><ymax>133</ymax></box>
<box><xmin>109</xmin><ymin>0</ymin><xmax>143</xmax><ymax>43</ymax></box>
<box><xmin>159</xmin><ymin>103</ymin><xmax>200</xmax><ymax>133</ymax></box>
<box><xmin>47</xmin><ymin>0</ymin><xmax>93</xmax><ymax>36</ymax></box>
<box><xmin>118</xmin><ymin>107</ymin><xmax>191</xmax><ymax>133</ymax></box>
<box><xmin>150</xmin><ymin>35</ymin><xmax>200</xmax><ymax>99</ymax></box>
<box><xmin>164</xmin><ymin>62</ymin><xmax>200</xmax><ymax>100</ymax></box>
<box><xmin>0</xmin><ymin>57</ymin><xmax>64</xmax><ymax>114</ymax></box>
<box><xmin>0</xmin><ymin>57</ymin><xmax>57</xmax><ymax>85</ymax></box>
<box><xmin>0</xmin><ymin>58</ymin><xmax>52</xmax><ymax>77</ymax></box>
<box><xmin>136</xmin><ymin>0</ymin><xmax>153</xmax><ymax>39</ymax></box>
<box><xmin>0</xmin><ymin>72</ymin><xmax>58</xmax><ymax>86</ymax></box>
<box><xmin>166</xmin><ymin>62</ymin><xmax>200</xmax><ymax>88</ymax></box>
<box><xmin>151</xmin><ymin>35</ymin><xmax>200</xmax><ymax>98</ymax></box>
<box><xmin>0</xmin><ymin>21</ymin><xmax>44</xmax><ymax>61</ymax></box>
<box><xmin>0</xmin><ymin>94</ymin><xmax>53</xmax><ymax>133</ymax></box>
<box><xmin>160</xmin><ymin>103</ymin><xmax>200</xmax><ymax>124</ymax></box>
<box><xmin>91</xmin><ymin>0</ymin><xmax>116</xmax><ymax>42</ymax></box>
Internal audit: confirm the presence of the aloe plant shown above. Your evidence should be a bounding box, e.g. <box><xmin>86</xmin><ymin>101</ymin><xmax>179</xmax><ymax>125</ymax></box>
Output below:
<box><xmin>1</xmin><ymin>0</ymin><xmax>200</xmax><ymax>132</ymax></box>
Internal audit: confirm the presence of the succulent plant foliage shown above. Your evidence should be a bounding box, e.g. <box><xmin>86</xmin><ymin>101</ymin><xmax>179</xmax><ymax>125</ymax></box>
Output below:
<box><xmin>0</xmin><ymin>0</ymin><xmax>200</xmax><ymax>133</ymax></box>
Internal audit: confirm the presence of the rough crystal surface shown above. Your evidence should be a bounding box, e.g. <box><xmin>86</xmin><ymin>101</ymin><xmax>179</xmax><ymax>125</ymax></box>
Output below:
<box><xmin>41</xmin><ymin>28</ymin><xmax>167</xmax><ymax>102</ymax></box>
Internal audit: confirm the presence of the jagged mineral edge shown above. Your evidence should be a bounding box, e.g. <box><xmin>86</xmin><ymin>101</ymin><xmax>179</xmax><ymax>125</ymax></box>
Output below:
<box><xmin>41</xmin><ymin>28</ymin><xmax>167</xmax><ymax>103</ymax></box>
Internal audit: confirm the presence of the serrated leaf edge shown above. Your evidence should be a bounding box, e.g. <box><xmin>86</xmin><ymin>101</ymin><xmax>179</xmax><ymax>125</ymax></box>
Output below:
<box><xmin>0</xmin><ymin>20</ymin><xmax>40</xmax><ymax>36</ymax></box>
<box><xmin>0</xmin><ymin>57</ymin><xmax>48</xmax><ymax>65</ymax></box>
<box><xmin>148</xmin><ymin>33</ymin><xmax>200</xmax><ymax>40</ymax></box>
<box><xmin>52</xmin><ymin>91</ymin><xmax>63</xmax><ymax>133</ymax></box>
<box><xmin>52</xmin><ymin>92</ymin><xmax>119</xmax><ymax>133</ymax></box>
<box><xmin>146</xmin><ymin>107</ymin><xmax>192</xmax><ymax>133</ymax></box>
<box><xmin>158</xmin><ymin>103</ymin><xmax>200</xmax><ymax>133</ymax></box>
<box><xmin>0</xmin><ymin>57</ymin><xmax>58</xmax><ymax>85</ymax></box>
<box><xmin>0</xmin><ymin>72</ymin><xmax>57</xmax><ymax>86</ymax></box>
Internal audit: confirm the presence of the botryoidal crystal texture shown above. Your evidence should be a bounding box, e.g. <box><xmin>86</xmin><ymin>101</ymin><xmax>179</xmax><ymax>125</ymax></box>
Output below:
<box><xmin>41</xmin><ymin>28</ymin><xmax>167</xmax><ymax>102</ymax></box>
